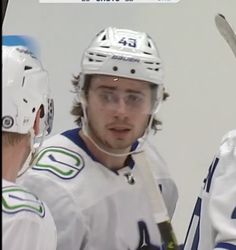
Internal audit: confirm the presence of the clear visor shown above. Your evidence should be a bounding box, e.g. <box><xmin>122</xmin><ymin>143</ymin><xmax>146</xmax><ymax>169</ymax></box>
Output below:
<box><xmin>46</xmin><ymin>98</ymin><xmax>54</xmax><ymax>134</ymax></box>
<box><xmin>88</xmin><ymin>76</ymin><xmax>160</xmax><ymax>115</ymax></box>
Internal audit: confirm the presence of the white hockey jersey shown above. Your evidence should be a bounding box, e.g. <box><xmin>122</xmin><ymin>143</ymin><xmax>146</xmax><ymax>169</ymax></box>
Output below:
<box><xmin>183</xmin><ymin>130</ymin><xmax>236</xmax><ymax>250</ymax></box>
<box><xmin>18</xmin><ymin>128</ymin><xmax>178</xmax><ymax>250</ymax></box>
<box><xmin>2</xmin><ymin>179</ymin><xmax>57</xmax><ymax>250</ymax></box>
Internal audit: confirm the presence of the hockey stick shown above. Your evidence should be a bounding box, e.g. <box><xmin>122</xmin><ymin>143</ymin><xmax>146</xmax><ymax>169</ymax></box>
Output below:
<box><xmin>134</xmin><ymin>152</ymin><xmax>179</xmax><ymax>250</ymax></box>
<box><xmin>215</xmin><ymin>13</ymin><xmax>236</xmax><ymax>57</ymax></box>
<box><xmin>2</xmin><ymin>0</ymin><xmax>9</xmax><ymax>27</ymax></box>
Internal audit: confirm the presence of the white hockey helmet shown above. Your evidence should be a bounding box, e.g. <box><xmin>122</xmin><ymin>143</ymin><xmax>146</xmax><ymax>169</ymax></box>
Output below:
<box><xmin>79</xmin><ymin>27</ymin><xmax>164</xmax><ymax>113</ymax></box>
<box><xmin>2</xmin><ymin>45</ymin><xmax>54</xmax><ymax>135</ymax></box>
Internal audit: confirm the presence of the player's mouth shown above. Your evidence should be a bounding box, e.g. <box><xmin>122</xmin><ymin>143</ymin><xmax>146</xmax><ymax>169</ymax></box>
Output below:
<box><xmin>108</xmin><ymin>127</ymin><xmax>132</xmax><ymax>137</ymax></box>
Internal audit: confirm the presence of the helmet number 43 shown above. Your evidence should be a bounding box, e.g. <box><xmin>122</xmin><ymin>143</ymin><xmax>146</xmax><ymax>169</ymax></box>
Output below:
<box><xmin>118</xmin><ymin>37</ymin><xmax>137</xmax><ymax>48</ymax></box>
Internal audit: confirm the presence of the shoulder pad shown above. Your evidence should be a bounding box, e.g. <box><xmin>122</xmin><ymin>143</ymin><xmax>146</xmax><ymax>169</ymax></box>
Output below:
<box><xmin>32</xmin><ymin>146</ymin><xmax>85</xmax><ymax>179</ymax></box>
<box><xmin>2</xmin><ymin>185</ymin><xmax>45</xmax><ymax>217</ymax></box>
<box><xmin>221</xmin><ymin>129</ymin><xmax>236</xmax><ymax>144</ymax></box>
<box><xmin>220</xmin><ymin>129</ymin><xmax>236</xmax><ymax>155</ymax></box>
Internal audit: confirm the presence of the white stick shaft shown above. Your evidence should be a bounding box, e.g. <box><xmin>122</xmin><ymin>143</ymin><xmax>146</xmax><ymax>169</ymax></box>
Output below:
<box><xmin>134</xmin><ymin>152</ymin><xmax>169</xmax><ymax>224</ymax></box>
<box><xmin>134</xmin><ymin>151</ymin><xmax>179</xmax><ymax>249</ymax></box>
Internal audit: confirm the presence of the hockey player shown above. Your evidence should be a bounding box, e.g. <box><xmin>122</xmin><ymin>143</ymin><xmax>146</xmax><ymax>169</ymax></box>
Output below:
<box><xmin>183</xmin><ymin>130</ymin><xmax>236</xmax><ymax>249</ymax></box>
<box><xmin>2</xmin><ymin>45</ymin><xmax>57</xmax><ymax>250</ymax></box>
<box><xmin>18</xmin><ymin>27</ymin><xmax>178</xmax><ymax>249</ymax></box>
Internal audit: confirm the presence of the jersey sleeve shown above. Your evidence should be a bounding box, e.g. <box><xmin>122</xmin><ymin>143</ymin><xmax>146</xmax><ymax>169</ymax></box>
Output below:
<box><xmin>3</xmin><ymin>214</ymin><xmax>57</xmax><ymax>250</ymax></box>
<box><xmin>209</xmin><ymin>130</ymin><xmax>236</xmax><ymax>249</ymax></box>
<box><xmin>18</xmin><ymin>170</ymin><xmax>89</xmax><ymax>250</ymax></box>
<box><xmin>183</xmin><ymin>130</ymin><xmax>236</xmax><ymax>250</ymax></box>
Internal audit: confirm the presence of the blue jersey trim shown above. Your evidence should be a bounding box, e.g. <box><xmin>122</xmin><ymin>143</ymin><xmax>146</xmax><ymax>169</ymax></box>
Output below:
<box><xmin>216</xmin><ymin>242</ymin><xmax>236</xmax><ymax>249</ymax></box>
<box><xmin>183</xmin><ymin>197</ymin><xmax>201</xmax><ymax>249</ymax></box>
<box><xmin>205</xmin><ymin>157</ymin><xmax>219</xmax><ymax>193</ymax></box>
<box><xmin>62</xmin><ymin>128</ymin><xmax>97</xmax><ymax>162</ymax></box>
<box><xmin>232</xmin><ymin>207</ymin><xmax>236</xmax><ymax>219</ymax></box>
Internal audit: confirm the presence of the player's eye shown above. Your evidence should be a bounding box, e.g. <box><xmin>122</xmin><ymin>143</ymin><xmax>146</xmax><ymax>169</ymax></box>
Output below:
<box><xmin>98</xmin><ymin>91</ymin><xmax>117</xmax><ymax>103</ymax></box>
<box><xmin>125</xmin><ymin>93</ymin><xmax>144</xmax><ymax>106</ymax></box>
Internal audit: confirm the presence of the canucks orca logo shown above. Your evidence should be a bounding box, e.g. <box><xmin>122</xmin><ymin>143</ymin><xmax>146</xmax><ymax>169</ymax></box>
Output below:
<box><xmin>33</xmin><ymin>146</ymin><xmax>84</xmax><ymax>179</ymax></box>
<box><xmin>2</xmin><ymin>186</ymin><xmax>45</xmax><ymax>217</ymax></box>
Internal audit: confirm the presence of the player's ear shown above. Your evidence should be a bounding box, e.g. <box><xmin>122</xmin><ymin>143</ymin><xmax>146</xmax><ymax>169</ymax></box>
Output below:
<box><xmin>33</xmin><ymin>107</ymin><xmax>43</xmax><ymax>136</ymax></box>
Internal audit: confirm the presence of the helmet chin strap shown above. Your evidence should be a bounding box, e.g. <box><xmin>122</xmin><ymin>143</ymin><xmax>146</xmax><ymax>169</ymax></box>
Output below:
<box><xmin>81</xmin><ymin>107</ymin><xmax>158</xmax><ymax>158</ymax></box>
<box><xmin>82</xmin><ymin>121</ymin><xmax>143</xmax><ymax>157</ymax></box>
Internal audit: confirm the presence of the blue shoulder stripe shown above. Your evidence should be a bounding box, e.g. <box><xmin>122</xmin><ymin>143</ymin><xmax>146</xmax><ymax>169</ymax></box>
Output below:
<box><xmin>215</xmin><ymin>242</ymin><xmax>236</xmax><ymax>250</ymax></box>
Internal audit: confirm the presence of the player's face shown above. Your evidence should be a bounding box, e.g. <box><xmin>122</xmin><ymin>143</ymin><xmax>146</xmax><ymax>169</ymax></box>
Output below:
<box><xmin>86</xmin><ymin>75</ymin><xmax>153</xmax><ymax>152</ymax></box>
